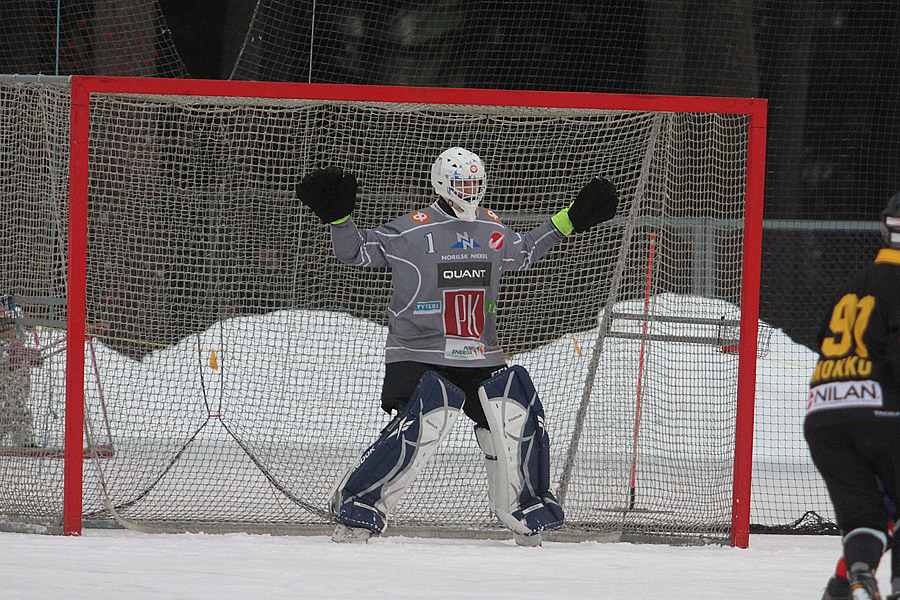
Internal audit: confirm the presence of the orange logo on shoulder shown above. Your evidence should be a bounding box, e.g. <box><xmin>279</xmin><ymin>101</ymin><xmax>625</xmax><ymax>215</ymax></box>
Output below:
<box><xmin>485</xmin><ymin>209</ymin><xmax>501</xmax><ymax>223</ymax></box>
<box><xmin>411</xmin><ymin>210</ymin><xmax>430</xmax><ymax>223</ymax></box>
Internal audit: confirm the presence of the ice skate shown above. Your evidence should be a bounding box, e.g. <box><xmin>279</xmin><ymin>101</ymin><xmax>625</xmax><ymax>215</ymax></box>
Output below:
<box><xmin>822</xmin><ymin>575</ymin><xmax>850</xmax><ymax>600</ymax></box>
<box><xmin>331</xmin><ymin>523</ymin><xmax>373</xmax><ymax>544</ymax></box>
<box><xmin>849</xmin><ymin>569</ymin><xmax>882</xmax><ymax>600</ymax></box>
<box><xmin>887</xmin><ymin>578</ymin><xmax>900</xmax><ymax>600</ymax></box>
<box><xmin>514</xmin><ymin>532</ymin><xmax>542</xmax><ymax>547</ymax></box>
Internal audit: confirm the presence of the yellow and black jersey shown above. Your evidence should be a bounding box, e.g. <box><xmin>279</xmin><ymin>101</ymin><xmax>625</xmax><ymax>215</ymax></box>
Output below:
<box><xmin>805</xmin><ymin>247</ymin><xmax>900</xmax><ymax>427</ymax></box>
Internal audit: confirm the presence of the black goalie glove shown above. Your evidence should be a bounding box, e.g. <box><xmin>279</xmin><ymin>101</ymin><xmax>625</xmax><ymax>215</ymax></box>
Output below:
<box><xmin>295</xmin><ymin>166</ymin><xmax>358</xmax><ymax>224</ymax></box>
<box><xmin>568</xmin><ymin>176</ymin><xmax>619</xmax><ymax>233</ymax></box>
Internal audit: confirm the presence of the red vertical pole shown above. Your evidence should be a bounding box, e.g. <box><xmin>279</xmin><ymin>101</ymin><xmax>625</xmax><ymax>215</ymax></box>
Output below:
<box><xmin>629</xmin><ymin>232</ymin><xmax>656</xmax><ymax>510</ymax></box>
<box><xmin>730</xmin><ymin>102</ymin><xmax>767</xmax><ymax>548</ymax></box>
<box><xmin>64</xmin><ymin>76</ymin><xmax>89</xmax><ymax>536</ymax></box>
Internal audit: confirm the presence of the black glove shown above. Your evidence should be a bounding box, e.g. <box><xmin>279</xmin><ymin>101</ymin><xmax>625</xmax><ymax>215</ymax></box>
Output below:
<box><xmin>295</xmin><ymin>166</ymin><xmax>358</xmax><ymax>224</ymax></box>
<box><xmin>567</xmin><ymin>176</ymin><xmax>619</xmax><ymax>233</ymax></box>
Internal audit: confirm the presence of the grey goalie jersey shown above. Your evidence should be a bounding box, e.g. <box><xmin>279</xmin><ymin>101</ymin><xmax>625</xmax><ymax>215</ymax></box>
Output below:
<box><xmin>331</xmin><ymin>202</ymin><xmax>564</xmax><ymax>368</ymax></box>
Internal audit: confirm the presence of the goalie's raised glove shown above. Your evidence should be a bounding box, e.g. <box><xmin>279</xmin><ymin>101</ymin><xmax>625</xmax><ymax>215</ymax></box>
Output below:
<box><xmin>552</xmin><ymin>176</ymin><xmax>619</xmax><ymax>235</ymax></box>
<box><xmin>295</xmin><ymin>166</ymin><xmax>358</xmax><ymax>224</ymax></box>
<box><xmin>568</xmin><ymin>176</ymin><xmax>619</xmax><ymax>233</ymax></box>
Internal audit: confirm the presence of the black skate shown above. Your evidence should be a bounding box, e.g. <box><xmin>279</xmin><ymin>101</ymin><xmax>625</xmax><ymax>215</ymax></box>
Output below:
<box><xmin>849</xmin><ymin>569</ymin><xmax>882</xmax><ymax>600</ymax></box>
<box><xmin>822</xmin><ymin>575</ymin><xmax>850</xmax><ymax>600</ymax></box>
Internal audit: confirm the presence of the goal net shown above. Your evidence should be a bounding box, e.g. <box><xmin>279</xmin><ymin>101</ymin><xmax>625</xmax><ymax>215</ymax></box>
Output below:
<box><xmin>0</xmin><ymin>75</ymin><xmax>765</xmax><ymax>546</ymax></box>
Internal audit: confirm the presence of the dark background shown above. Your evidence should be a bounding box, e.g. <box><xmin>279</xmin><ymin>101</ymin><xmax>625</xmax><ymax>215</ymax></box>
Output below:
<box><xmin>1</xmin><ymin>0</ymin><xmax>897</xmax><ymax>351</ymax></box>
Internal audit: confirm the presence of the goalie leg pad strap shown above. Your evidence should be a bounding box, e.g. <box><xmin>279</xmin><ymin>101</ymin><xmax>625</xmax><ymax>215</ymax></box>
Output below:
<box><xmin>478</xmin><ymin>365</ymin><xmax>564</xmax><ymax>535</ymax></box>
<box><xmin>332</xmin><ymin>370</ymin><xmax>465</xmax><ymax>533</ymax></box>
<box><xmin>474</xmin><ymin>426</ymin><xmax>503</xmax><ymax>520</ymax></box>
<box><xmin>476</xmin><ymin>425</ymin><xmax>544</xmax><ymax>536</ymax></box>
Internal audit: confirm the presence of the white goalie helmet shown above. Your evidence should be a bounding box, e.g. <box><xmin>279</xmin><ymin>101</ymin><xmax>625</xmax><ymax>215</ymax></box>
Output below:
<box><xmin>431</xmin><ymin>147</ymin><xmax>487</xmax><ymax>222</ymax></box>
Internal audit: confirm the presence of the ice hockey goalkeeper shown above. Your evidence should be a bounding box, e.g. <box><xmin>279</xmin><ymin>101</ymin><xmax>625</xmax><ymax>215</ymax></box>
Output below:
<box><xmin>296</xmin><ymin>147</ymin><xmax>618</xmax><ymax>545</ymax></box>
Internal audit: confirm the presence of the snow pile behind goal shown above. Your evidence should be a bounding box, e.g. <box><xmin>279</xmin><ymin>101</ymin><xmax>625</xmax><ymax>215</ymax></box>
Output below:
<box><xmin>4</xmin><ymin>293</ymin><xmax>824</xmax><ymax>539</ymax></box>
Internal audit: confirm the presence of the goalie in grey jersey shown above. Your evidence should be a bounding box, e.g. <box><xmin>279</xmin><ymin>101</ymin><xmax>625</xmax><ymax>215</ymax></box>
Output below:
<box><xmin>297</xmin><ymin>147</ymin><xmax>618</xmax><ymax>544</ymax></box>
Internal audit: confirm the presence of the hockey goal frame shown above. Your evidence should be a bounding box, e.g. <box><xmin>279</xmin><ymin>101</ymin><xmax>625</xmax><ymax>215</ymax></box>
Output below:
<box><xmin>65</xmin><ymin>75</ymin><xmax>767</xmax><ymax>546</ymax></box>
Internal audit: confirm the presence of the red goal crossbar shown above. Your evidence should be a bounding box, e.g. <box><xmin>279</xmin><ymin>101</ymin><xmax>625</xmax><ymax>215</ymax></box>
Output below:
<box><xmin>67</xmin><ymin>76</ymin><xmax>766</xmax><ymax>545</ymax></box>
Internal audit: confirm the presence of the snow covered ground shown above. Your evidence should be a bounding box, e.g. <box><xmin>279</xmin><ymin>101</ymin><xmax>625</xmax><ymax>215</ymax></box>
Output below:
<box><xmin>0</xmin><ymin>528</ymin><xmax>877</xmax><ymax>599</ymax></box>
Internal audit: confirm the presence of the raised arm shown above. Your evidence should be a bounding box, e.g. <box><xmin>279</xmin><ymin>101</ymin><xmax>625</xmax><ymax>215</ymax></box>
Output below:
<box><xmin>296</xmin><ymin>166</ymin><xmax>389</xmax><ymax>268</ymax></box>
<box><xmin>550</xmin><ymin>176</ymin><xmax>619</xmax><ymax>236</ymax></box>
<box><xmin>502</xmin><ymin>175</ymin><xmax>620</xmax><ymax>272</ymax></box>
<box><xmin>295</xmin><ymin>166</ymin><xmax>358</xmax><ymax>225</ymax></box>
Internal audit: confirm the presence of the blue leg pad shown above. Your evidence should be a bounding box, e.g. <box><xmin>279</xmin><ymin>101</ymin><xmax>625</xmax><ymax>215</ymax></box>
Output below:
<box><xmin>478</xmin><ymin>365</ymin><xmax>564</xmax><ymax>535</ymax></box>
<box><xmin>332</xmin><ymin>370</ymin><xmax>465</xmax><ymax>533</ymax></box>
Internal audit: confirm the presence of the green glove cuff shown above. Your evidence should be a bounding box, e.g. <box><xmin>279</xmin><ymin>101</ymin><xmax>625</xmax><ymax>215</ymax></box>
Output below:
<box><xmin>551</xmin><ymin>207</ymin><xmax>574</xmax><ymax>236</ymax></box>
<box><xmin>330</xmin><ymin>215</ymin><xmax>351</xmax><ymax>225</ymax></box>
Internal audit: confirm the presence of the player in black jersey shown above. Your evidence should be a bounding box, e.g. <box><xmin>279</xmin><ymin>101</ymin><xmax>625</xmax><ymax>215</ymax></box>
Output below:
<box><xmin>807</xmin><ymin>192</ymin><xmax>900</xmax><ymax>600</ymax></box>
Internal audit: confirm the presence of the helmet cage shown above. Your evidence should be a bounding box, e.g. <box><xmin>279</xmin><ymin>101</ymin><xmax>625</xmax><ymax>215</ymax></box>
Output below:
<box><xmin>431</xmin><ymin>147</ymin><xmax>486</xmax><ymax>221</ymax></box>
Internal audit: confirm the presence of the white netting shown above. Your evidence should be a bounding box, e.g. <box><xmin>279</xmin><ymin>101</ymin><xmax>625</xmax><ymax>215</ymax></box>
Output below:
<box><xmin>0</xmin><ymin>78</ymin><xmax>757</xmax><ymax>543</ymax></box>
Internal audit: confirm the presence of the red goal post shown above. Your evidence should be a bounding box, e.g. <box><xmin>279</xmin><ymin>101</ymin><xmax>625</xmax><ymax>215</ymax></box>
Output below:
<box><xmin>63</xmin><ymin>76</ymin><xmax>766</xmax><ymax>546</ymax></box>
